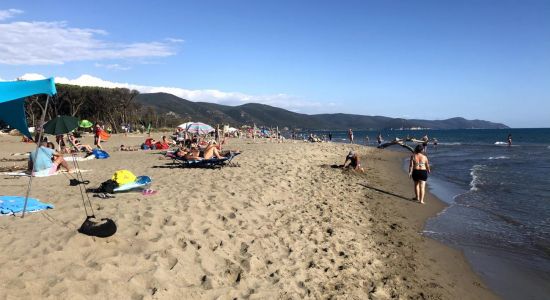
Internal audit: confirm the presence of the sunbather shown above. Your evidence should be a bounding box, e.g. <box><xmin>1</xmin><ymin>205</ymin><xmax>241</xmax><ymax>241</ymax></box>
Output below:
<box><xmin>185</xmin><ymin>144</ymin><xmax>202</xmax><ymax>160</ymax></box>
<box><xmin>68</xmin><ymin>133</ymin><xmax>93</xmax><ymax>153</ymax></box>
<box><xmin>203</xmin><ymin>140</ymin><xmax>225</xmax><ymax>159</ymax></box>
<box><xmin>120</xmin><ymin>145</ymin><xmax>138</xmax><ymax>151</ymax></box>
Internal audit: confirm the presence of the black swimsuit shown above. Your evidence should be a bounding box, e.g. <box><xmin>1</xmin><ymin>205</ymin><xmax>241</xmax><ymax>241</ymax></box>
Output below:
<box><xmin>412</xmin><ymin>169</ymin><xmax>428</xmax><ymax>181</ymax></box>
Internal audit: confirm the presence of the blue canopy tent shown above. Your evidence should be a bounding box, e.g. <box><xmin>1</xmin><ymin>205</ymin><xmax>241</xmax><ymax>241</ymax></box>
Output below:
<box><xmin>0</xmin><ymin>78</ymin><xmax>57</xmax><ymax>138</ymax></box>
<box><xmin>0</xmin><ymin>78</ymin><xmax>57</xmax><ymax>217</ymax></box>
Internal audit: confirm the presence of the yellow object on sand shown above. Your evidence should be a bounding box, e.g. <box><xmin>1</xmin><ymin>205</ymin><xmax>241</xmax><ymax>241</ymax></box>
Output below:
<box><xmin>112</xmin><ymin>170</ymin><xmax>137</xmax><ymax>185</ymax></box>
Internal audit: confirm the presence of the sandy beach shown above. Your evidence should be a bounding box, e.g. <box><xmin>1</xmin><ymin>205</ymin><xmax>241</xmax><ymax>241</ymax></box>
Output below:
<box><xmin>0</xmin><ymin>133</ymin><xmax>497</xmax><ymax>299</ymax></box>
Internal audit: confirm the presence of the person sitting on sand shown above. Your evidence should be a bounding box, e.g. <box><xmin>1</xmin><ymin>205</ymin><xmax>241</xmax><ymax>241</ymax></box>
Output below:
<box><xmin>154</xmin><ymin>135</ymin><xmax>172</xmax><ymax>150</ymax></box>
<box><xmin>343</xmin><ymin>151</ymin><xmax>364</xmax><ymax>172</ymax></box>
<box><xmin>203</xmin><ymin>140</ymin><xmax>225</xmax><ymax>159</ymax></box>
<box><xmin>408</xmin><ymin>145</ymin><xmax>430</xmax><ymax>204</ymax></box>
<box><xmin>28</xmin><ymin>141</ymin><xmax>71</xmax><ymax>175</ymax></box>
<box><xmin>68</xmin><ymin>133</ymin><xmax>93</xmax><ymax>153</ymax></box>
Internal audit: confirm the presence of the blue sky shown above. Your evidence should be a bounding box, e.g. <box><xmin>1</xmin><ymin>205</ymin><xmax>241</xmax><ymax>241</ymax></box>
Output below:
<box><xmin>1</xmin><ymin>0</ymin><xmax>549</xmax><ymax>127</ymax></box>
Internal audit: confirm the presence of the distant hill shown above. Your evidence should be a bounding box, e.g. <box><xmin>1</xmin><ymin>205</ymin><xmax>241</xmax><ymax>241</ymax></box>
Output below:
<box><xmin>135</xmin><ymin>93</ymin><xmax>509</xmax><ymax>130</ymax></box>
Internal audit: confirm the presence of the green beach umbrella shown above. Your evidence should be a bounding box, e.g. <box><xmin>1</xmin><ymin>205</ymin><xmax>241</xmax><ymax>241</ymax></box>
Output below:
<box><xmin>43</xmin><ymin>115</ymin><xmax>79</xmax><ymax>135</ymax></box>
<box><xmin>79</xmin><ymin>119</ymin><xmax>93</xmax><ymax>128</ymax></box>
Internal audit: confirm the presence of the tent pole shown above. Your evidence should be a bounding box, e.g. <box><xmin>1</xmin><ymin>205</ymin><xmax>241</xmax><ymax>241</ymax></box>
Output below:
<box><xmin>22</xmin><ymin>95</ymin><xmax>51</xmax><ymax>218</ymax></box>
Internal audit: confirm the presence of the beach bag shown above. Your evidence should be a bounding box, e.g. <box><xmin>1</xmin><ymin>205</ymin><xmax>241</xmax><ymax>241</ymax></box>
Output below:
<box><xmin>112</xmin><ymin>170</ymin><xmax>137</xmax><ymax>185</ymax></box>
<box><xmin>99</xmin><ymin>179</ymin><xmax>118</xmax><ymax>194</ymax></box>
<box><xmin>92</xmin><ymin>149</ymin><xmax>110</xmax><ymax>159</ymax></box>
<box><xmin>78</xmin><ymin>216</ymin><xmax>117</xmax><ymax>238</ymax></box>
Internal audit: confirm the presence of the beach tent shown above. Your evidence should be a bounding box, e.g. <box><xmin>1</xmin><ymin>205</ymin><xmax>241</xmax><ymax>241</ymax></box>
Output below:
<box><xmin>0</xmin><ymin>78</ymin><xmax>57</xmax><ymax>138</ymax></box>
<box><xmin>0</xmin><ymin>78</ymin><xmax>57</xmax><ymax>217</ymax></box>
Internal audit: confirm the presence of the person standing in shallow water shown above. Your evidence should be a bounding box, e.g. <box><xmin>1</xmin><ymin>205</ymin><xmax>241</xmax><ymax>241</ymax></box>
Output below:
<box><xmin>377</xmin><ymin>132</ymin><xmax>383</xmax><ymax>145</ymax></box>
<box><xmin>409</xmin><ymin>145</ymin><xmax>431</xmax><ymax>204</ymax></box>
<box><xmin>348</xmin><ymin>129</ymin><xmax>354</xmax><ymax>144</ymax></box>
<box><xmin>328</xmin><ymin>132</ymin><xmax>332</xmax><ymax>142</ymax></box>
<box><xmin>507</xmin><ymin>134</ymin><xmax>512</xmax><ymax>146</ymax></box>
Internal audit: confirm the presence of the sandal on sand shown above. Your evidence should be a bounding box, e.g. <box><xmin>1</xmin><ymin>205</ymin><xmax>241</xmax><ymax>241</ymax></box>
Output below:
<box><xmin>142</xmin><ymin>189</ymin><xmax>157</xmax><ymax>196</ymax></box>
<box><xmin>94</xmin><ymin>193</ymin><xmax>115</xmax><ymax>199</ymax></box>
<box><xmin>94</xmin><ymin>193</ymin><xmax>108</xmax><ymax>199</ymax></box>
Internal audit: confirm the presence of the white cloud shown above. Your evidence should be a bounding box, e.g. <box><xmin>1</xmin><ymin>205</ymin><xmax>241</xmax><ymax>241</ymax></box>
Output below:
<box><xmin>0</xmin><ymin>9</ymin><xmax>22</xmax><ymax>21</ymax></box>
<box><xmin>0</xmin><ymin>11</ymin><xmax>179</xmax><ymax>65</ymax></box>
<box><xmin>12</xmin><ymin>73</ymin><xmax>333</xmax><ymax>112</ymax></box>
<box><xmin>94</xmin><ymin>63</ymin><xmax>131</xmax><ymax>71</ymax></box>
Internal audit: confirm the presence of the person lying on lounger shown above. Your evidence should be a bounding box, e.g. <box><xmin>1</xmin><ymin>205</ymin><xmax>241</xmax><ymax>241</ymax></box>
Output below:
<box><xmin>184</xmin><ymin>144</ymin><xmax>202</xmax><ymax>160</ymax></box>
<box><xmin>203</xmin><ymin>140</ymin><xmax>225</xmax><ymax>159</ymax></box>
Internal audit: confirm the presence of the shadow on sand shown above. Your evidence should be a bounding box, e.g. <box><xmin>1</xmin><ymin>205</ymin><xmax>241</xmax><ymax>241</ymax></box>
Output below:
<box><xmin>358</xmin><ymin>183</ymin><xmax>416</xmax><ymax>202</ymax></box>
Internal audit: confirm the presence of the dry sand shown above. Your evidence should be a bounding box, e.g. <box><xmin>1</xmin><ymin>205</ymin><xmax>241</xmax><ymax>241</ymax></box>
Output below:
<box><xmin>0</xmin><ymin>133</ymin><xmax>497</xmax><ymax>299</ymax></box>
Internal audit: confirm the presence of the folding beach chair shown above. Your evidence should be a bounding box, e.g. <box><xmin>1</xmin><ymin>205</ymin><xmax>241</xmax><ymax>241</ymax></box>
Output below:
<box><xmin>170</xmin><ymin>152</ymin><xmax>240</xmax><ymax>169</ymax></box>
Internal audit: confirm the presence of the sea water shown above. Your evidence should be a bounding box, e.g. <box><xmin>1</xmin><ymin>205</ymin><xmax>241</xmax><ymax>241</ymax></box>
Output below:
<box><xmin>315</xmin><ymin>128</ymin><xmax>550</xmax><ymax>300</ymax></box>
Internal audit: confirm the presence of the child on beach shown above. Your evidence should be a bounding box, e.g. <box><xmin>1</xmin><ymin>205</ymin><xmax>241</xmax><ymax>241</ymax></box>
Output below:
<box><xmin>343</xmin><ymin>151</ymin><xmax>364</xmax><ymax>173</ymax></box>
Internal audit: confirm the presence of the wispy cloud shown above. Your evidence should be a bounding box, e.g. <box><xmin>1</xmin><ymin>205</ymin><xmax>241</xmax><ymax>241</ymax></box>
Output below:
<box><xmin>94</xmin><ymin>63</ymin><xmax>131</xmax><ymax>71</ymax></box>
<box><xmin>15</xmin><ymin>73</ymin><xmax>334</xmax><ymax>113</ymax></box>
<box><xmin>0</xmin><ymin>8</ymin><xmax>22</xmax><ymax>21</ymax></box>
<box><xmin>0</xmin><ymin>10</ymin><xmax>180</xmax><ymax>65</ymax></box>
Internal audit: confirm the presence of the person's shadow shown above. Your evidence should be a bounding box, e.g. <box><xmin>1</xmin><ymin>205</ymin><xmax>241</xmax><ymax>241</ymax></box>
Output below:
<box><xmin>358</xmin><ymin>183</ymin><xmax>416</xmax><ymax>202</ymax></box>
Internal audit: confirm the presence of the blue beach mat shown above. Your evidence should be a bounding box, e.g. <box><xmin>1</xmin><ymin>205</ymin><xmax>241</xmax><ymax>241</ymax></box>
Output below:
<box><xmin>113</xmin><ymin>176</ymin><xmax>152</xmax><ymax>192</ymax></box>
<box><xmin>0</xmin><ymin>196</ymin><xmax>54</xmax><ymax>215</ymax></box>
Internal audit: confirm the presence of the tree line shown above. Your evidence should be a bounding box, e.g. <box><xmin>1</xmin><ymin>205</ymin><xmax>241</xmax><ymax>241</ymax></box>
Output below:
<box><xmin>24</xmin><ymin>84</ymin><xmax>183</xmax><ymax>133</ymax></box>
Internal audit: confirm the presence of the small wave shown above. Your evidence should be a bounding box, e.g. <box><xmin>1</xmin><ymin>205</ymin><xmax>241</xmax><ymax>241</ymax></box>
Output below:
<box><xmin>488</xmin><ymin>156</ymin><xmax>510</xmax><ymax>160</ymax></box>
<box><xmin>469</xmin><ymin>164</ymin><xmax>486</xmax><ymax>191</ymax></box>
<box><xmin>439</xmin><ymin>142</ymin><xmax>462</xmax><ymax>146</ymax></box>
<box><xmin>494</xmin><ymin>141</ymin><xmax>508</xmax><ymax>145</ymax></box>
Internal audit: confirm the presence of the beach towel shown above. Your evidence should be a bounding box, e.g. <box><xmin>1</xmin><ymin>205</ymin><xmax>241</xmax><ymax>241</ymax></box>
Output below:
<box><xmin>1</xmin><ymin>169</ymin><xmax>91</xmax><ymax>177</ymax></box>
<box><xmin>64</xmin><ymin>155</ymin><xmax>95</xmax><ymax>162</ymax></box>
<box><xmin>0</xmin><ymin>196</ymin><xmax>53</xmax><ymax>215</ymax></box>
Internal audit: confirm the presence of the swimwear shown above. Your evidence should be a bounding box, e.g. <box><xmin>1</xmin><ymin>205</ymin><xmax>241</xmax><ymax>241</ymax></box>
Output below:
<box><xmin>412</xmin><ymin>169</ymin><xmax>428</xmax><ymax>181</ymax></box>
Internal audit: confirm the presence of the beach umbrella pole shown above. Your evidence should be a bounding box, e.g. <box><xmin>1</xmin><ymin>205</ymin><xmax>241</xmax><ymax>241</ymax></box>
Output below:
<box><xmin>22</xmin><ymin>95</ymin><xmax>51</xmax><ymax>218</ymax></box>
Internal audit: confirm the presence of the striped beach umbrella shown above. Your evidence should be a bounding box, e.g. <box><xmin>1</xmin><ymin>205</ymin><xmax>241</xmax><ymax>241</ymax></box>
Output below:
<box><xmin>185</xmin><ymin>122</ymin><xmax>214</xmax><ymax>135</ymax></box>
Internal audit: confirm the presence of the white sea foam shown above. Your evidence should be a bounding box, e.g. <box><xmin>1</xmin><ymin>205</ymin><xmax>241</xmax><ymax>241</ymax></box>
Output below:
<box><xmin>439</xmin><ymin>142</ymin><xmax>461</xmax><ymax>146</ymax></box>
<box><xmin>488</xmin><ymin>156</ymin><xmax>509</xmax><ymax>160</ymax></box>
<box><xmin>494</xmin><ymin>141</ymin><xmax>507</xmax><ymax>145</ymax></box>
<box><xmin>469</xmin><ymin>164</ymin><xmax>486</xmax><ymax>192</ymax></box>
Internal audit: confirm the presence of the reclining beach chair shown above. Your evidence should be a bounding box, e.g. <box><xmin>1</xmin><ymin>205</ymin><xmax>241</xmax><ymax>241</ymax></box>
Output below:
<box><xmin>169</xmin><ymin>152</ymin><xmax>240</xmax><ymax>169</ymax></box>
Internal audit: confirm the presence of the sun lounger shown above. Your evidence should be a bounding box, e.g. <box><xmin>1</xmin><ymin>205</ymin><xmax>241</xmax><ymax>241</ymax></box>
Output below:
<box><xmin>170</xmin><ymin>152</ymin><xmax>240</xmax><ymax>168</ymax></box>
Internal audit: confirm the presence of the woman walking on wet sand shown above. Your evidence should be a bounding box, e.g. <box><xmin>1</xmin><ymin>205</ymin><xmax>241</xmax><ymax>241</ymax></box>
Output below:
<box><xmin>408</xmin><ymin>145</ymin><xmax>431</xmax><ymax>204</ymax></box>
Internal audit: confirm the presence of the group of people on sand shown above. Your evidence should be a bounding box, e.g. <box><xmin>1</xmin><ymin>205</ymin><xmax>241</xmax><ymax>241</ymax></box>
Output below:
<box><xmin>340</xmin><ymin>133</ymin><xmax>432</xmax><ymax>204</ymax></box>
<box><xmin>173</xmin><ymin>140</ymin><xmax>234</xmax><ymax>161</ymax></box>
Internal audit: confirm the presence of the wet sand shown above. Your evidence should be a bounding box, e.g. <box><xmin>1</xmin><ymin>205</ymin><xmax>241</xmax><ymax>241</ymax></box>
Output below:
<box><xmin>0</xmin><ymin>133</ymin><xmax>497</xmax><ymax>299</ymax></box>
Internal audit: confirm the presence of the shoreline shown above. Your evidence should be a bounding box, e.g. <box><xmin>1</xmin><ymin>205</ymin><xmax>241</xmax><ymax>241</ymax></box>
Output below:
<box><xmin>358</xmin><ymin>146</ymin><xmax>498</xmax><ymax>299</ymax></box>
<box><xmin>0</xmin><ymin>135</ymin><xmax>497</xmax><ymax>298</ymax></box>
